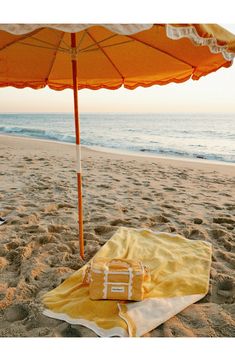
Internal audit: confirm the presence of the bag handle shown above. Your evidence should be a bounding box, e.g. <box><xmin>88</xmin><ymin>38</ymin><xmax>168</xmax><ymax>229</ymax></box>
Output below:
<box><xmin>106</xmin><ymin>258</ymin><xmax>132</xmax><ymax>269</ymax></box>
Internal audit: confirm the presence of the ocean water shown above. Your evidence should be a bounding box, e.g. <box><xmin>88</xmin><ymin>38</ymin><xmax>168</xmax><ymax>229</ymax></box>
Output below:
<box><xmin>0</xmin><ymin>112</ymin><xmax>234</xmax><ymax>164</ymax></box>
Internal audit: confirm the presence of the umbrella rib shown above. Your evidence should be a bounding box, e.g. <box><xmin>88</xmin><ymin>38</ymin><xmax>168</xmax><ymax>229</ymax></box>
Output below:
<box><xmin>44</xmin><ymin>32</ymin><xmax>66</xmax><ymax>82</ymax></box>
<box><xmin>80</xmin><ymin>40</ymin><xmax>134</xmax><ymax>53</ymax></box>
<box><xmin>77</xmin><ymin>30</ymin><xmax>87</xmax><ymax>51</ymax></box>
<box><xmin>79</xmin><ymin>34</ymin><xmax>118</xmax><ymax>52</ymax></box>
<box><xmin>17</xmin><ymin>41</ymin><xmax>69</xmax><ymax>53</ymax></box>
<box><xmin>29</xmin><ymin>36</ymin><xmax>69</xmax><ymax>52</ymax></box>
<box><xmin>127</xmin><ymin>35</ymin><xmax>196</xmax><ymax>69</ymax></box>
<box><xmin>0</xmin><ymin>29</ymin><xmax>69</xmax><ymax>54</ymax></box>
<box><xmin>60</xmin><ymin>38</ymin><xmax>70</xmax><ymax>49</ymax></box>
<box><xmin>85</xmin><ymin>29</ymin><xmax>124</xmax><ymax>81</ymax></box>
<box><xmin>0</xmin><ymin>29</ymin><xmax>43</xmax><ymax>52</ymax></box>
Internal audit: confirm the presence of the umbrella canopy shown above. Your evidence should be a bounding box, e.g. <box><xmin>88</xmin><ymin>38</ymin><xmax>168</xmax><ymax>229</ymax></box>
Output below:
<box><xmin>0</xmin><ymin>23</ymin><xmax>234</xmax><ymax>259</ymax></box>
<box><xmin>0</xmin><ymin>24</ymin><xmax>234</xmax><ymax>90</ymax></box>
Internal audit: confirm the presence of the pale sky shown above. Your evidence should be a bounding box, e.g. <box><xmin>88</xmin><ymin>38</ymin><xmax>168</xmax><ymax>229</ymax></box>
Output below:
<box><xmin>0</xmin><ymin>24</ymin><xmax>234</xmax><ymax>114</ymax></box>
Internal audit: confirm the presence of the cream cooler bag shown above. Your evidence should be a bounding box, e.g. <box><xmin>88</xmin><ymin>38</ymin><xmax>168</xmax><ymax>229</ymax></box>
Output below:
<box><xmin>83</xmin><ymin>258</ymin><xmax>149</xmax><ymax>301</ymax></box>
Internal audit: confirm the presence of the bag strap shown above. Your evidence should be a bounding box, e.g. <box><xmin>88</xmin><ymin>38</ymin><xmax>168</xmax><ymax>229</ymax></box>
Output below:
<box><xmin>82</xmin><ymin>264</ymin><xmax>91</xmax><ymax>285</ymax></box>
<box><xmin>106</xmin><ymin>258</ymin><xmax>131</xmax><ymax>269</ymax></box>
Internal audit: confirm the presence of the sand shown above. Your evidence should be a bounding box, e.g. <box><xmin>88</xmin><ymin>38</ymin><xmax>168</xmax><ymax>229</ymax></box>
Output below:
<box><xmin>0</xmin><ymin>134</ymin><xmax>234</xmax><ymax>337</ymax></box>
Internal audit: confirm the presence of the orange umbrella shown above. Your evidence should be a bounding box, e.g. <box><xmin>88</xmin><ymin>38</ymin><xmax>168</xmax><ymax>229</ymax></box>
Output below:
<box><xmin>0</xmin><ymin>23</ymin><xmax>234</xmax><ymax>259</ymax></box>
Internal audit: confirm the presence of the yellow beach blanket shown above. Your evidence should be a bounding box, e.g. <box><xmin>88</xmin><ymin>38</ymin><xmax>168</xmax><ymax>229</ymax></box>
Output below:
<box><xmin>42</xmin><ymin>227</ymin><xmax>212</xmax><ymax>337</ymax></box>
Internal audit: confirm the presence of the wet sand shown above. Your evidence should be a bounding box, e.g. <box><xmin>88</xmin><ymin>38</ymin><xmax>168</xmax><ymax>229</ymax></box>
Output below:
<box><xmin>0</xmin><ymin>135</ymin><xmax>234</xmax><ymax>337</ymax></box>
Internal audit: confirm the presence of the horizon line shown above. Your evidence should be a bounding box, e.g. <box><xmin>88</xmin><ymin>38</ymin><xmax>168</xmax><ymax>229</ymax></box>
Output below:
<box><xmin>0</xmin><ymin>111</ymin><xmax>235</xmax><ymax>114</ymax></box>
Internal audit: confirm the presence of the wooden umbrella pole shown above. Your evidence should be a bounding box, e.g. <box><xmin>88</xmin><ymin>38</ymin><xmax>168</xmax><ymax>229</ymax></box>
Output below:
<box><xmin>71</xmin><ymin>33</ymin><xmax>84</xmax><ymax>259</ymax></box>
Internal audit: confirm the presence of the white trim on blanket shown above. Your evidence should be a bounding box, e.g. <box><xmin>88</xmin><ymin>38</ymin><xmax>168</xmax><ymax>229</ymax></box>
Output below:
<box><xmin>118</xmin><ymin>294</ymin><xmax>204</xmax><ymax>337</ymax></box>
<box><xmin>43</xmin><ymin>309</ymin><xmax>128</xmax><ymax>337</ymax></box>
<box><xmin>43</xmin><ymin>293</ymin><xmax>205</xmax><ymax>337</ymax></box>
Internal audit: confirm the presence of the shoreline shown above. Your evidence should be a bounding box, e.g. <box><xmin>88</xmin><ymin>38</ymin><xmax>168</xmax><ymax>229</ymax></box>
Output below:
<box><xmin>1</xmin><ymin>134</ymin><xmax>235</xmax><ymax>176</ymax></box>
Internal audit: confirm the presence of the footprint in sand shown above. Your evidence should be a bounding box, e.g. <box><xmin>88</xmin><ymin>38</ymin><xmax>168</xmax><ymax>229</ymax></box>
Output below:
<box><xmin>216</xmin><ymin>275</ymin><xmax>234</xmax><ymax>298</ymax></box>
<box><xmin>6</xmin><ymin>240</ymin><xmax>21</xmax><ymax>251</ymax></box>
<box><xmin>213</xmin><ymin>217</ymin><xmax>235</xmax><ymax>225</ymax></box>
<box><xmin>94</xmin><ymin>225</ymin><xmax>116</xmax><ymax>234</ymax></box>
<box><xmin>210</xmin><ymin>228</ymin><xmax>229</xmax><ymax>240</ymax></box>
<box><xmin>152</xmin><ymin>215</ymin><xmax>170</xmax><ymax>224</ymax></box>
<box><xmin>224</xmin><ymin>203</ymin><xmax>235</xmax><ymax>211</ymax></box>
<box><xmin>7</xmin><ymin>217</ymin><xmax>24</xmax><ymax>225</ymax></box>
<box><xmin>193</xmin><ymin>218</ymin><xmax>203</xmax><ymax>225</ymax></box>
<box><xmin>54</xmin><ymin>323</ymin><xmax>96</xmax><ymax>337</ymax></box>
<box><xmin>83</xmin><ymin>232</ymin><xmax>99</xmax><ymax>241</ymax></box>
<box><xmin>97</xmin><ymin>184</ymin><xmax>111</xmax><ymax>189</ymax></box>
<box><xmin>223</xmin><ymin>240</ymin><xmax>232</xmax><ymax>252</ymax></box>
<box><xmin>57</xmin><ymin>203</ymin><xmax>75</xmax><ymax>209</ymax></box>
<box><xmin>110</xmin><ymin>219</ymin><xmax>131</xmax><ymax>227</ymax></box>
<box><xmin>25</xmin><ymin>225</ymin><xmax>46</xmax><ymax>234</ymax></box>
<box><xmin>4</xmin><ymin>303</ymin><xmax>29</xmax><ymax>322</ymax></box>
<box><xmin>226</xmin><ymin>225</ymin><xmax>234</xmax><ymax>231</ymax></box>
<box><xmin>47</xmin><ymin>224</ymin><xmax>69</xmax><ymax>233</ymax></box>
<box><xmin>23</xmin><ymin>157</ymin><xmax>33</xmax><ymax>162</ymax></box>
<box><xmin>37</xmin><ymin>234</ymin><xmax>58</xmax><ymax>245</ymax></box>
<box><xmin>91</xmin><ymin>216</ymin><xmax>107</xmax><ymax>223</ymax></box>
<box><xmin>142</xmin><ymin>197</ymin><xmax>153</xmax><ymax>201</ymax></box>
<box><xmin>188</xmin><ymin>228</ymin><xmax>206</xmax><ymax>240</ymax></box>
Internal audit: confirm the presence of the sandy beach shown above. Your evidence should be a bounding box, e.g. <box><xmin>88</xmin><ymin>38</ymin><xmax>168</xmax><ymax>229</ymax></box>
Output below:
<box><xmin>0</xmin><ymin>134</ymin><xmax>234</xmax><ymax>337</ymax></box>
